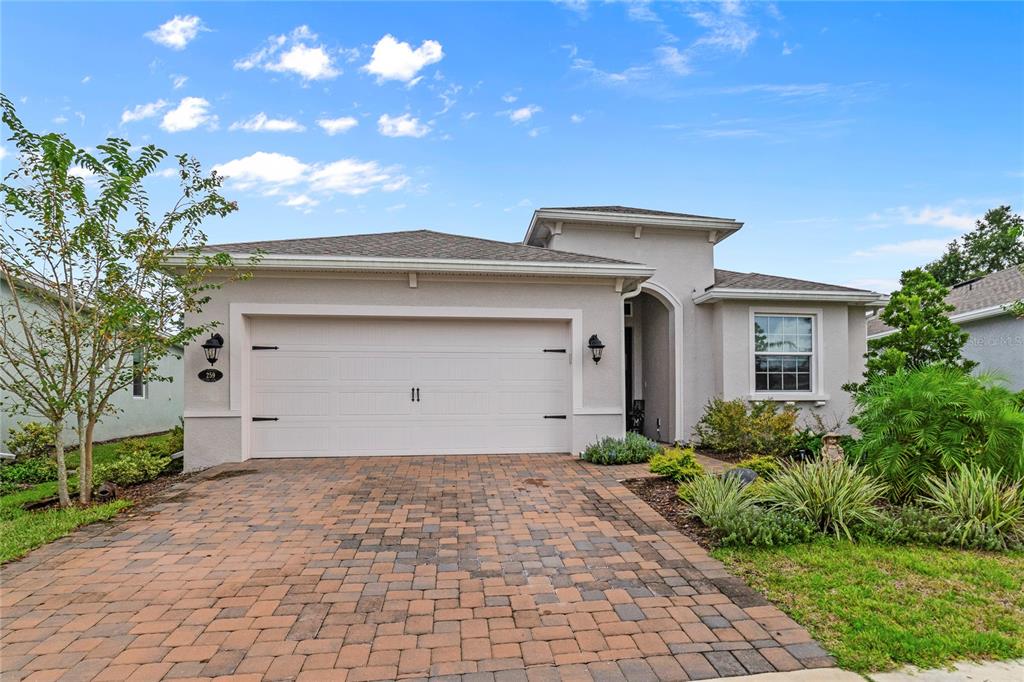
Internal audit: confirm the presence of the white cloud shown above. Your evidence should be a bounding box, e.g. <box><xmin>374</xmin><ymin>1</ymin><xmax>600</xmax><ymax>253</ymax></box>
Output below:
<box><xmin>308</xmin><ymin>159</ymin><xmax>409</xmax><ymax>195</ymax></box>
<box><xmin>0</xmin><ymin>147</ymin><xmax>8</xmax><ymax>161</ymax></box>
<box><xmin>377</xmin><ymin>113</ymin><xmax>430</xmax><ymax>138</ymax></box>
<box><xmin>317</xmin><ymin>116</ymin><xmax>359</xmax><ymax>135</ymax></box>
<box><xmin>160</xmin><ymin>97</ymin><xmax>217</xmax><ymax>132</ymax></box>
<box><xmin>570</xmin><ymin>114</ymin><xmax>585</xmax><ymax>124</ymax></box>
<box><xmin>146</xmin><ymin>15</ymin><xmax>206</xmax><ymax>50</ymax></box>
<box><xmin>654</xmin><ymin>46</ymin><xmax>690</xmax><ymax>75</ymax></box>
<box><xmin>280</xmin><ymin>194</ymin><xmax>319</xmax><ymax>212</ymax></box>
<box><xmin>229</xmin><ymin>112</ymin><xmax>305</xmax><ymax>133</ymax></box>
<box><xmin>501</xmin><ymin>93</ymin><xmax>519</xmax><ymax>103</ymax></box>
<box><xmin>897</xmin><ymin>205</ymin><xmax>977</xmax><ymax>231</ymax></box>
<box><xmin>235</xmin><ymin>26</ymin><xmax>344</xmax><ymax>81</ymax></box>
<box><xmin>170</xmin><ymin>74</ymin><xmax>189</xmax><ymax>89</ymax></box>
<box><xmin>688</xmin><ymin>2</ymin><xmax>758</xmax><ymax>53</ymax></box>
<box><xmin>504</xmin><ymin>105</ymin><xmax>541</xmax><ymax>124</ymax></box>
<box><xmin>81</xmin><ymin>75</ymin><xmax>91</xmax><ymax>84</ymax></box>
<box><xmin>363</xmin><ymin>34</ymin><xmax>444</xmax><ymax>84</ymax></box>
<box><xmin>527</xmin><ymin>127</ymin><xmax>545</xmax><ymax>138</ymax></box>
<box><xmin>782</xmin><ymin>41</ymin><xmax>795</xmax><ymax>56</ymax></box>
<box><xmin>153</xmin><ymin>168</ymin><xmax>178</xmax><ymax>178</ymax></box>
<box><xmin>852</xmin><ymin>238</ymin><xmax>951</xmax><ymax>259</ymax></box>
<box><xmin>121</xmin><ymin>100</ymin><xmax>168</xmax><ymax>124</ymax></box>
<box><xmin>53</xmin><ymin>115</ymin><xmax>68</xmax><ymax>124</ymax></box>
<box><xmin>213</xmin><ymin>151</ymin><xmax>409</xmax><ymax>198</ymax></box>
<box><xmin>68</xmin><ymin>166</ymin><xmax>96</xmax><ymax>180</ymax></box>
<box><xmin>213</xmin><ymin>152</ymin><xmax>309</xmax><ymax>189</ymax></box>
<box><xmin>385</xmin><ymin>203</ymin><xmax>407</xmax><ymax>212</ymax></box>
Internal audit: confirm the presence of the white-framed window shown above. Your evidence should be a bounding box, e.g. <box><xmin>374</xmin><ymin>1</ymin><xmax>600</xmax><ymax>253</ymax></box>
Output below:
<box><xmin>753</xmin><ymin>313</ymin><xmax>814</xmax><ymax>392</ymax></box>
<box><xmin>623</xmin><ymin>301</ymin><xmax>633</xmax><ymax>317</ymax></box>
<box><xmin>132</xmin><ymin>349</ymin><xmax>147</xmax><ymax>399</ymax></box>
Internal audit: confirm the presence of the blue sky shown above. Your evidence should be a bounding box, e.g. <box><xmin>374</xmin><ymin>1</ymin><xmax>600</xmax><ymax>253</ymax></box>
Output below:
<box><xmin>2</xmin><ymin>1</ymin><xmax>1022</xmax><ymax>292</ymax></box>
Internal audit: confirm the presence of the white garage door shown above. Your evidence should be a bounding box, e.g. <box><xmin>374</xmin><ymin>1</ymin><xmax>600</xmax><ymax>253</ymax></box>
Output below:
<box><xmin>248</xmin><ymin>316</ymin><xmax>572</xmax><ymax>457</ymax></box>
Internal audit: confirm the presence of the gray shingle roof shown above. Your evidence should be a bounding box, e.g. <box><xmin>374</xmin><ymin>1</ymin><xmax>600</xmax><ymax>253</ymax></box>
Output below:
<box><xmin>540</xmin><ymin>205</ymin><xmax>731</xmax><ymax>220</ymax></box>
<box><xmin>867</xmin><ymin>265</ymin><xmax>1024</xmax><ymax>335</ymax></box>
<box><xmin>712</xmin><ymin>269</ymin><xmax>872</xmax><ymax>293</ymax></box>
<box><xmin>206</xmin><ymin>229</ymin><xmax>637</xmax><ymax>265</ymax></box>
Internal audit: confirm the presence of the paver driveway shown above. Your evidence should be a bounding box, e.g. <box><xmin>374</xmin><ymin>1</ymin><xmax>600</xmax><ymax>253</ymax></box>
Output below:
<box><xmin>1</xmin><ymin>455</ymin><xmax>833</xmax><ymax>681</ymax></box>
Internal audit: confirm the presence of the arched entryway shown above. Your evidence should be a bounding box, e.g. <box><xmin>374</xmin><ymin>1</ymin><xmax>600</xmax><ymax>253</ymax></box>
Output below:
<box><xmin>624</xmin><ymin>283</ymin><xmax>681</xmax><ymax>443</ymax></box>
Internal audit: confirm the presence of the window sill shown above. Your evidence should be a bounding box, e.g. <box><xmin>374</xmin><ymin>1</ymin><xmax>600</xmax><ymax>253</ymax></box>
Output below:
<box><xmin>748</xmin><ymin>393</ymin><xmax>830</xmax><ymax>404</ymax></box>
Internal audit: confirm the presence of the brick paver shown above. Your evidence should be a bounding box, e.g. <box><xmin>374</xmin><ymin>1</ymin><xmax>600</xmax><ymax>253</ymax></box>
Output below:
<box><xmin>0</xmin><ymin>455</ymin><xmax>833</xmax><ymax>680</ymax></box>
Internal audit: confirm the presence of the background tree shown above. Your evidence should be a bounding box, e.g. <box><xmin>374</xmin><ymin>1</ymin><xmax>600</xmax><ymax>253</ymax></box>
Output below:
<box><xmin>925</xmin><ymin>205</ymin><xmax>1024</xmax><ymax>286</ymax></box>
<box><xmin>1</xmin><ymin>93</ymin><xmax>248</xmax><ymax>505</ymax></box>
<box><xmin>847</xmin><ymin>268</ymin><xmax>975</xmax><ymax>392</ymax></box>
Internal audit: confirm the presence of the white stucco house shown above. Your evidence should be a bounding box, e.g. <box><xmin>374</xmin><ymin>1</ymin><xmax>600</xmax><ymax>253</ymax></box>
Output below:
<box><xmin>172</xmin><ymin>206</ymin><xmax>888</xmax><ymax>470</ymax></box>
<box><xmin>0</xmin><ymin>277</ymin><xmax>184</xmax><ymax>451</ymax></box>
<box><xmin>868</xmin><ymin>265</ymin><xmax>1024</xmax><ymax>390</ymax></box>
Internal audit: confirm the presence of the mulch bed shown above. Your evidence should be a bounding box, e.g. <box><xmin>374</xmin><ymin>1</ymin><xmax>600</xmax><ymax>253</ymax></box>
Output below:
<box><xmin>19</xmin><ymin>470</ymin><xmax>198</xmax><ymax>514</ymax></box>
<box><xmin>622</xmin><ymin>476</ymin><xmax>719</xmax><ymax>550</ymax></box>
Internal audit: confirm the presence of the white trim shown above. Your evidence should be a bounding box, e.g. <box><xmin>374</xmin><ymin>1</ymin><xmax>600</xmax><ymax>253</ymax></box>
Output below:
<box><xmin>867</xmin><ymin>304</ymin><xmax>1012</xmax><ymax>339</ymax></box>
<box><xmin>748</xmin><ymin>308</ymin><xmax>825</xmax><ymax>400</ymax></box>
<box><xmin>184</xmin><ymin>410</ymin><xmax>240</xmax><ymax>419</ymax></box>
<box><xmin>639</xmin><ymin>281</ymin><xmax>685</xmax><ymax>442</ymax></box>
<box><xmin>227</xmin><ymin>303</ymin><xmax>593</xmax><ymax>460</ymax></box>
<box><xmin>695</xmin><ymin>288</ymin><xmax>888</xmax><ymax>305</ymax></box>
<box><xmin>166</xmin><ymin>252</ymin><xmax>654</xmax><ymax>282</ymax></box>
<box><xmin>525</xmin><ymin>208</ymin><xmax>743</xmax><ymax>247</ymax></box>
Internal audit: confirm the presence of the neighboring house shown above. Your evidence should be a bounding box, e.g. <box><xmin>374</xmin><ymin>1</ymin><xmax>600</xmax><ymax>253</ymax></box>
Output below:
<box><xmin>0</xmin><ymin>276</ymin><xmax>184</xmax><ymax>451</ymax></box>
<box><xmin>171</xmin><ymin>206</ymin><xmax>887</xmax><ymax>470</ymax></box>
<box><xmin>867</xmin><ymin>265</ymin><xmax>1024</xmax><ymax>390</ymax></box>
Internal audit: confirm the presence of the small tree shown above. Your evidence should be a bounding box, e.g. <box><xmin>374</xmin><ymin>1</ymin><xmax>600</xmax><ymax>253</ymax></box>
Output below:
<box><xmin>1</xmin><ymin>94</ymin><xmax>246</xmax><ymax>505</ymax></box>
<box><xmin>925</xmin><ymin>205</ymin><xmax>1024</xmax><ymax>286</ymax></box>
<box><xmin>848</xmin><ymin>268</ymin><xmax>975</xmax><ymax>392</ymax></box>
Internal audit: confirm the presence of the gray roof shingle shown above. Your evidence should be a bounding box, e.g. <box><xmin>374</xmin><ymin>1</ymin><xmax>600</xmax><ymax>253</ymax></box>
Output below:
<box><xmin>206</xmin><ymin>229</ymin><xmax>638</xmax><ymax>265</ymax></box>
<box><xmin>540</xmin><ymin>205</ymin><xmax>732</xmax><ymax>220</ymax></box>
<box><xmin>867</xmin><ymin>265</ymin><xmax>1024</xmax><ymax>335</ymax></box>
<box><xmin>711</xmin><ymin>269</ymin><xmax>872</xmax><ymax>293</ymax></box>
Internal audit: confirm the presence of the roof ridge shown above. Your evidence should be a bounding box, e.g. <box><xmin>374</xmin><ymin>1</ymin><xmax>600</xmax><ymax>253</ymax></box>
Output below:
<box><xmin>208</xmin><ymin>228</ymin><xmax>431</xmax><ymax>249</ymax></box>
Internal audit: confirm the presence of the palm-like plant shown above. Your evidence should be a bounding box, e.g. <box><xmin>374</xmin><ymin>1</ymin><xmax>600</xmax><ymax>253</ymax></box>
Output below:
<box><xmin>921</xmin><ymin>463</ymin><xmax>1024</xmax><ymax>550</ymax></box>
<box><xmin>851</xmin><ymin>365</ymin><xmax>1024</xmax><ymax>500</ymax></box>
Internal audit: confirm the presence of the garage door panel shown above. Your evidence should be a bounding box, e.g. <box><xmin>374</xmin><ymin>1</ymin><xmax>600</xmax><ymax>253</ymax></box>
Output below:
<box><xmin>248</xmin><ymin>316</ymin><xmax>572</xmax><ymax>457</ymax></box>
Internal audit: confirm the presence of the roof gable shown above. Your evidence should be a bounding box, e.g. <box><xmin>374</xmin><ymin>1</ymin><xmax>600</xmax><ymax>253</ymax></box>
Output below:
<box><xmin>712</xmin><ymin>269</ymin><xmax>871</xmax><ymax>294</ymax></box>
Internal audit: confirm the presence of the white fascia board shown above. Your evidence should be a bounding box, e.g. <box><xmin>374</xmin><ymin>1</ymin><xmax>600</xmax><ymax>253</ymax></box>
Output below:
<box><xmin>524</xmin><ymin>209</ymin><xmax>743</xmax><ymax>245</ymax></box>
<box><xmin>165</xmin><ymin>252</ymin><xmax>656</xmax><ymax>282</ymax></box>
<box><xmin>693</xmin><ymin>288</ymin><xmax>888</xmax><ymax>305</ymax></box>
<box><xmin>867</xmin><ymin>304</ymin><xmax>1012</xmax><ymax>340</ymax></box>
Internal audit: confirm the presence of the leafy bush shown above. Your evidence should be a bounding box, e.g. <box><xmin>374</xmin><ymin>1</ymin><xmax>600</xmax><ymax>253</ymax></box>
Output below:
<box><xmin>93</xmin><ymin>441</ymin><xmax>170</xmax><ymax>487</ymax></box>
<box><xmin>6</xmin><ymin>422</ymin><xmax>58</xmax><ymax>459</ymax></box>
<box><xmin>0</xmin><ymin>456</ymin><xmax>58</xmax><ymax>488</ymax></box>
<box><xmin>165</xmin><ymin>423</ymin><xmax>184</xmax><ymax>456</ymax></box>
<box><xmin>863</xmin><ymin>505</ymin><xmax>948</xmax><ymax>546</ymax></box>
<box><xmin>582</xmin><ymin>432</ymin><xmax>658</xmax><ymax>465</ymax></box>
<box><xmin>678</xmin><ymin>474</ymin><xmax>757</xmax><ymax>528</ymax></box>
<box><xmin>920</xmin><ymin>464</ymin><xmax>1024</xmax><ymax>551</ymax></box>
<box><xmin>718</xmin><ymin>507</ymin><xmax>817</xmax><ymax>547</ymax></box>
<box><xmin>761</xmin><ymin>459</ymin><xmax>886</xmax><ymax>539</ymax></box>
<box><xmin>736</xmin><ymin>454</ymin><xmax>782</xmax><ymax>480</ymax></box>
<box><xmin>693</xmin><ymin>398</ymin><xmax>748</xmax><ymax>453</ymax></box>
<box><xmin>851</xmin><ymin>365</ymin><xmax>1024</xmax><ymax>499</ymax></box>
<box><xmin>693</xmin><ymin>398</ymin><xmax>798</xmax><ymax>457</ymax></box>
<box><xmin>649</xmin><ymin>447</ymin><xmax>703</xmax><ymax>481</ymax></box>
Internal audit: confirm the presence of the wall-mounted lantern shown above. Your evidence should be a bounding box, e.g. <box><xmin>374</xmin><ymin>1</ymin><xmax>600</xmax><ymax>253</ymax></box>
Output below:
<box><xmin>587</xmin><ymin>334</ymin><xmax>605</xmax><ymax>364</ymax></box>
<box><xmin>201</xmin><ymin>333</ymin><xmax>224</xmax><ymax>366</ymax></box>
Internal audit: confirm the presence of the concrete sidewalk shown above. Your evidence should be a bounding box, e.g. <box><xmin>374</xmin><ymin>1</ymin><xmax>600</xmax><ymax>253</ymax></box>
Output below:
<box><xmin>718</xmin><ymin>658</ymin><xmax>1024</xmax><ymax>681</ymax></box>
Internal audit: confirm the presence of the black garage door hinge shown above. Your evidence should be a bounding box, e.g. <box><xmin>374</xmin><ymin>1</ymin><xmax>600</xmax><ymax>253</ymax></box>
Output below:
<box><xmin>251</xmin><ymin>345</ymin><xmax>279</xmax><ymax>350</ymax></box>
<box><xmin>252</xmin><ymin>417</ymin><xmax>279</xmax><ymax>422</ymax></box>
<box><xmin>543</xmin><ymin>415</ymin><xmax>567</xmax><ymax>419</ymax></box>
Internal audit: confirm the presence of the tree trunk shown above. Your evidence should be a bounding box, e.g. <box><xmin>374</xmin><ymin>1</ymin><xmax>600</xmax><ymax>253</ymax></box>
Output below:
<box><xmin>53</xmin><ymin>418</ymin><xmax>71</xmax><ymax>508</ymax></box>
<box><xmin>79</xmin><ymin>418</ymin><xmax>96</xmax><ymax>504</ymax></box>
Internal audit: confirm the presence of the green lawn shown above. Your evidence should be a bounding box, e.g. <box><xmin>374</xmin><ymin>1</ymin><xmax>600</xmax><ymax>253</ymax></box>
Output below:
<box><xmin>714</xmin><ymin>540</ymin><xmax>1024</xmax><ymax>673</ymax></box>
<box><xmin>0</xmin><ymin>431</ymin><xmax>176</xmax><ymax>564</ymax></box>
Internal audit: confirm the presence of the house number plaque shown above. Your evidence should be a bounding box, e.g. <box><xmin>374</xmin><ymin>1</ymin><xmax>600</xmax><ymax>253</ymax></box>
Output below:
<box><xmin>198</xmin><ymin>368</ymin><xmax>224</xmax><ymax>383</ymax></box>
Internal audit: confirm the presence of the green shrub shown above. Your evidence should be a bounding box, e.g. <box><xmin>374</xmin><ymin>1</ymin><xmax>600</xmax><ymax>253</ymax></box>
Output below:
<box><xmin>736</xmin><ymin>454</ymin><xmax>782</xmax><ymax>480</ymax></box>
<box><xmin>0</xmin><ymin>456</ymin><xmax>58</xmax><ymax>488</ymax></box>
<box><xmin>693</xmin><ymin>398</ymin><xmax>749</xmax><ymax>453</ymax></box>
<box><xmin>920</xmin><ymin>464</ymin><xmax>1024</xmax><ymax>551</ymax></box>
<box><xmin>693</xmin><ymin>398</ymin><xmax>798</xmax><ymax>457</ymax></box>
<box><xmin>718</xmin><ymin>507</ymin><xmax>817</xmax><ymax>547</ymax></box>
<box><xmin>863</xmin><ymin>505</ymin><xmax>948</xmax><ymax>546</ymax></box>
<box><xmin>165</xmin><ymin>423</ymin><xmax>184</xmax><ymax>456</ymax></box>
<box><xmin>851</xmin><ymin>365</ymin><xmax>1024</xmax><ymax>499</ymax></box>
<box><xmin>649</xmin><ymin>447</ymin><xmax>703</xmax><ymax>481</ymax></box>
<box><xmin>93</xmin><ymin>441</ymin><xmax>170</xmax><ymax>487</ymax></box>
<box><xmin>761</xmin><ymin>459</ymin><xmax>886</xmax><ymax>540</ymax></box>
<box><xmin>582</xmin><ymin>432</ymin><xmax>658</xmax><ymax>465</ymax></box>
<box><xmin>6</xmin><ymin>422</ymin><xmax>58</xmax><ymax>459</ymax></box>
<box><xmin>678</xmin><ymin>474</ymin><xmax>757</xmax><ymax>528</ymax></box>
